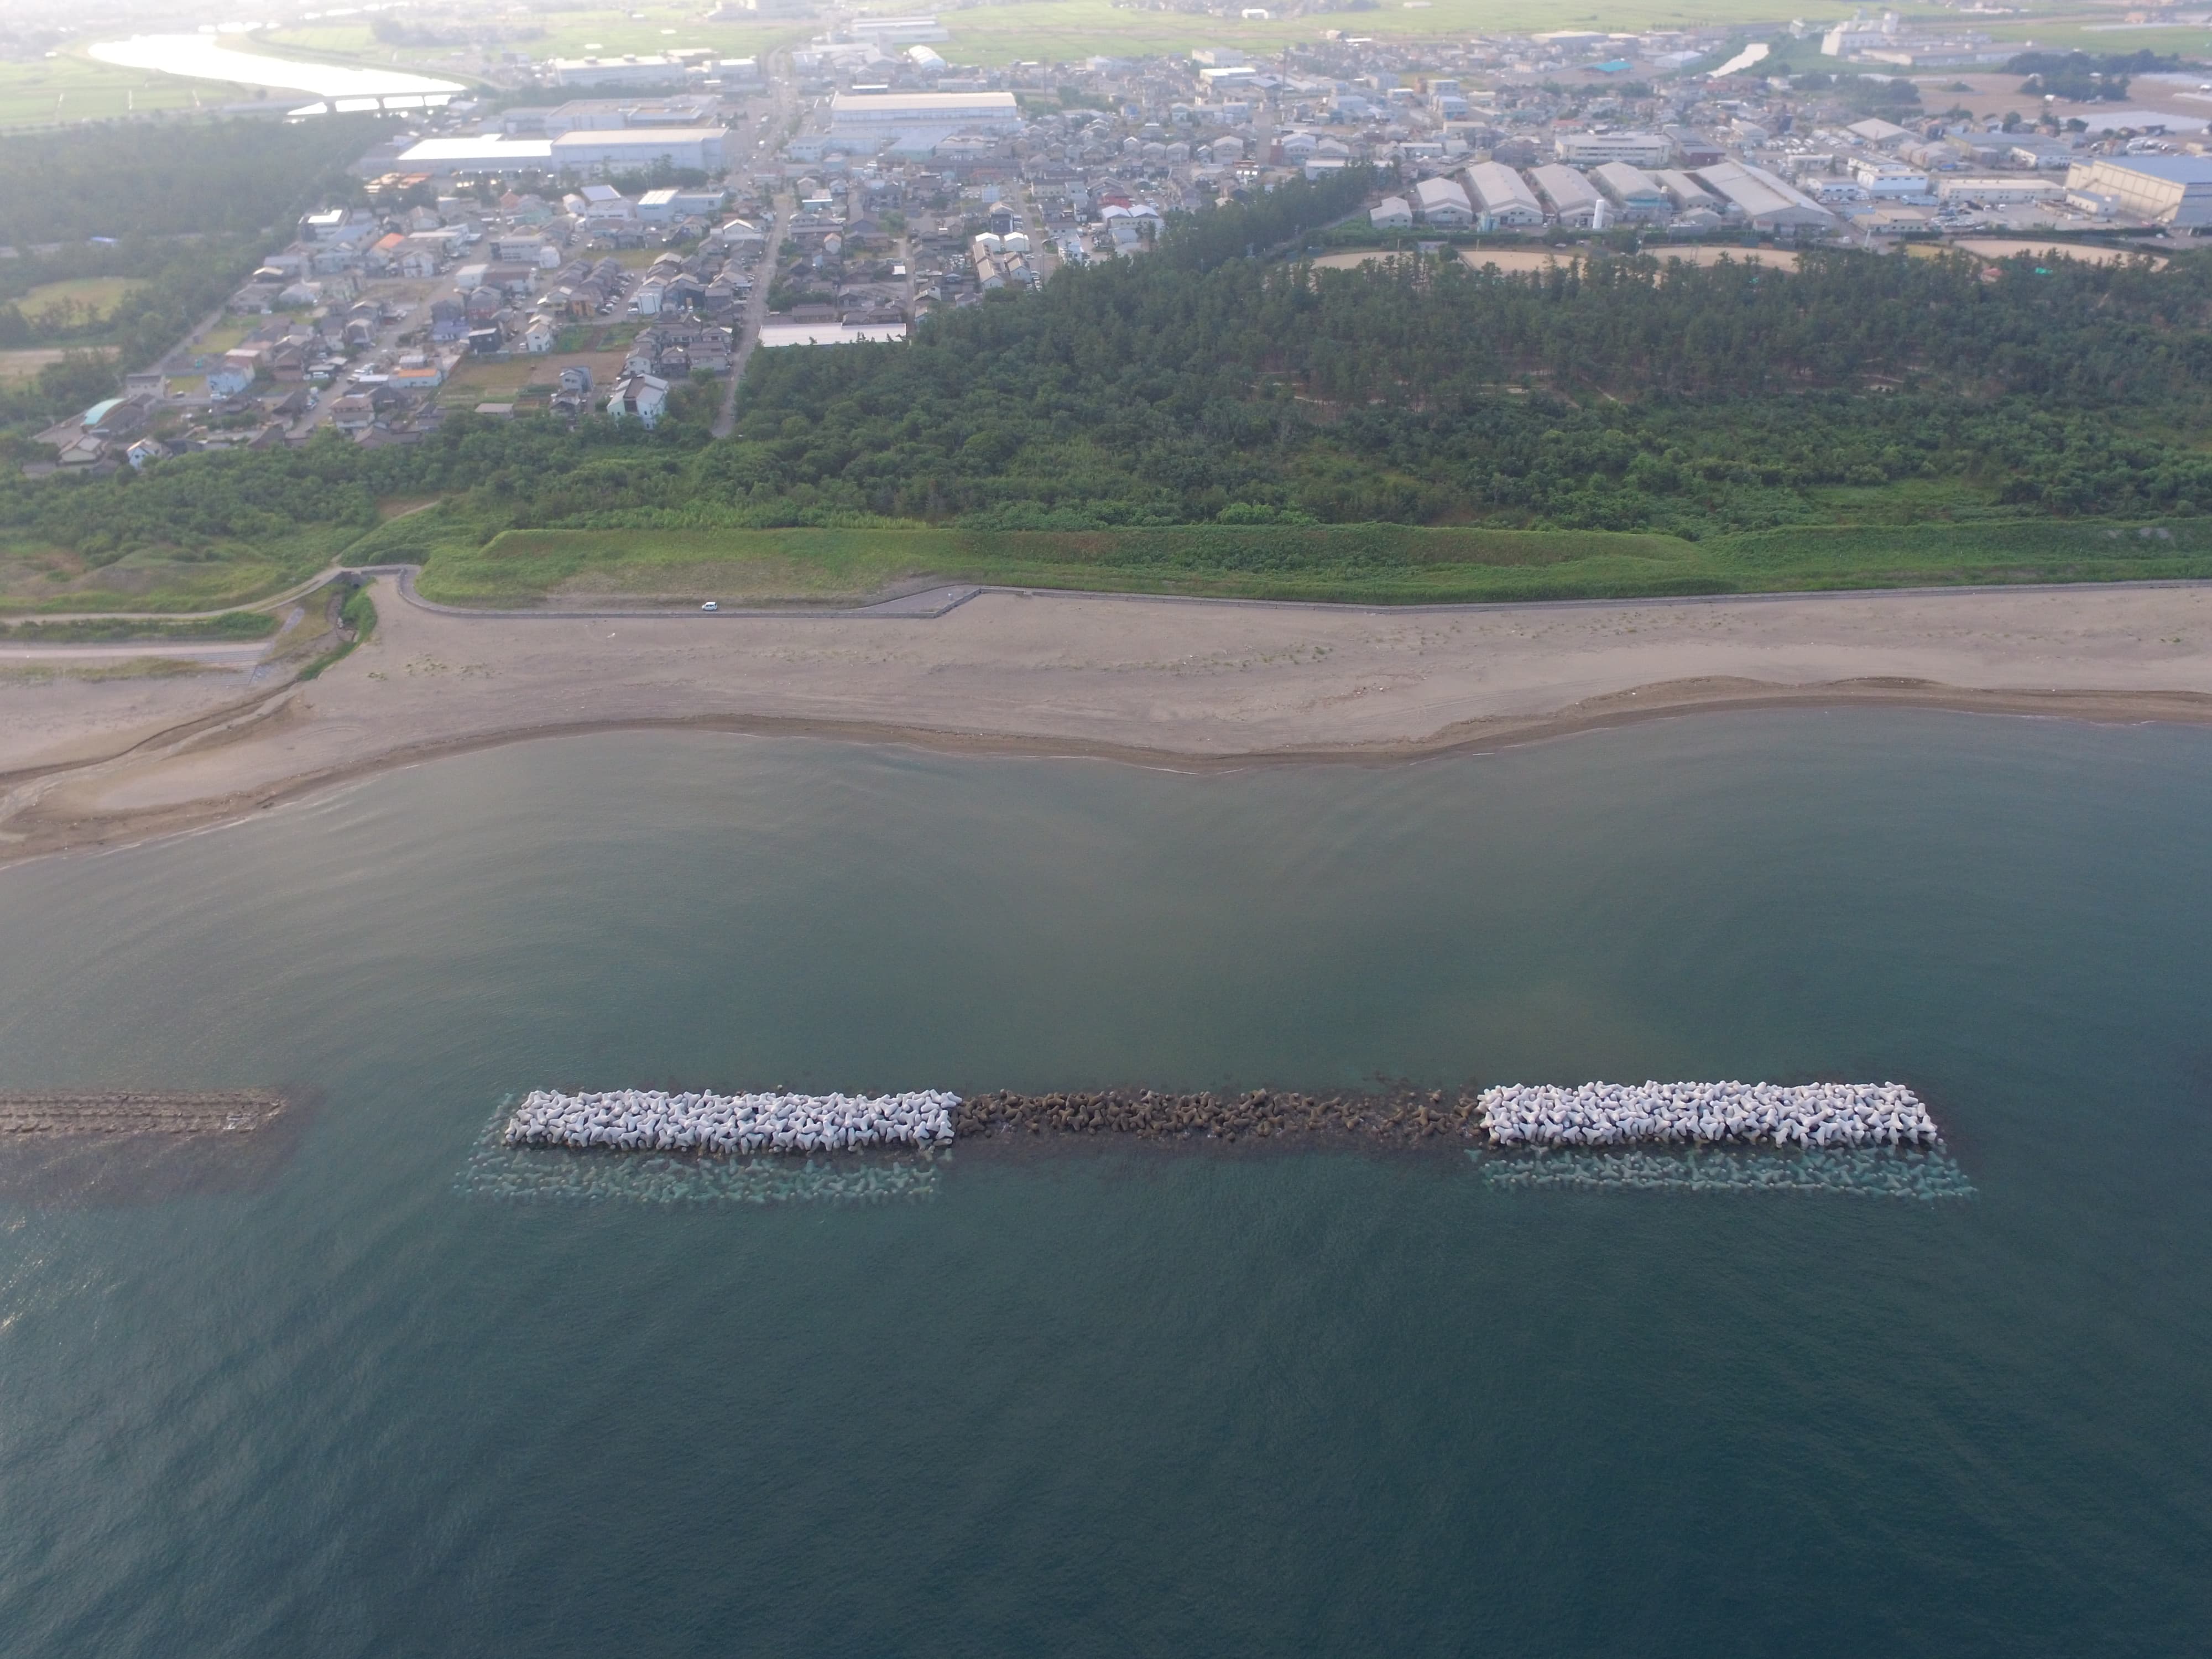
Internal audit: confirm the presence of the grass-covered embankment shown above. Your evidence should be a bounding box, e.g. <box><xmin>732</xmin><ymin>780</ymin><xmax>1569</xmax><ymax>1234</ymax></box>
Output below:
<box><xmin>405</xmin><ymin>519</ymin><xmax>2212</xmax><ymax>608</ymax></box>
<box><xmin>0</xmin><ymin>610</ymin><xmax>278</xmax><ymax>642</ymax></box>
<box><xmin>0</xmin><ymin>521</ymin><xmax>366</xmax><ymax>617</ymax></box>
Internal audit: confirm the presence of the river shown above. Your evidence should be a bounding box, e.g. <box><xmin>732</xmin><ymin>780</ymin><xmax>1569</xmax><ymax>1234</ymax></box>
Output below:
<box><xmin>1</xmin><ymin>712</ymin><xmax>2206</xmax><ymax>1656</ymax></box>
<box><xmin>87</xmin><ymin>35</ymin><xmax>466</xmax><ymax>102</ymax></box>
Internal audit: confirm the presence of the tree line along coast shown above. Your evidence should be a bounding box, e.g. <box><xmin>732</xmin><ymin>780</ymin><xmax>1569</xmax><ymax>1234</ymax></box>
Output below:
<box><xmin>8</xmin><ymin>160</ymin><xmax>2212</xmax><ymax>613</ymax></box>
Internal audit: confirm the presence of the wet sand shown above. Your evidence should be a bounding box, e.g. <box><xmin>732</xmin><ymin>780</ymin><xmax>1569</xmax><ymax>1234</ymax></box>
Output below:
<box><xmin>2</xmin><ymin>576</ymin><xmax>2209</xmax><ymax>864</ymax></box>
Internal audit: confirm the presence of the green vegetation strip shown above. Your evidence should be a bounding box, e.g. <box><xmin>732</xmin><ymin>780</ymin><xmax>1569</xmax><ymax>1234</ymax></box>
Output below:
<box><xmin>297</xmin><ymin>584</ymin><xmax>375</xmax><ymax>682</ymax></box>
<box><xmin>414</xmin><ymin>521</ymin><xmax>2212</xmax><ymax>608</ymax></box>
<box><xmin>0</xmin><ymin>610</ymin><xmax>277</xmax><ymax>642</ymax></box>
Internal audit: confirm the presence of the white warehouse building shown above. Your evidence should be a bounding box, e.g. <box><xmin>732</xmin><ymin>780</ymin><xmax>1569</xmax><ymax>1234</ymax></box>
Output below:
<box><xmin>393</xmin><ymin>128</ymin><xmax>726</xmax><ymax>176</ymax></box>
<box><xmin>827</xmin><ymin>91</ymin><xmax>1022</xmax><ymax>136</ymax></box>
<box><xmin>549</xmin><ymin>127</ymin><xmax>726</xmax><ymax>172</ymax></box>
<box><xmin>1556</xmin><ymin>131</ymin><xmax>1673</xmax><ymax>168</ymax></box>
<box><xmin>1691</xmin><ymin>162</ymin><xmax>1836</xmax><ymax>233</ymax></box>
<box><xmin>1464</xmin><ymin>161</ymin><xmax>1545</xmax><ymax>227</ymax></box>
<box><xmin>1530</xmin><ymin>163</ymin><xmax>1600</xmax><ymax>228</ymax></box>
<box><xmin>2063</xmin><ymin>156</ymin><xmax>2212</xmax><ymax>226</ymax></box>
<box><xmin>1412</xmin><ymin>175</ymin><xmax>1474</xmax><ymax>227</ymax></box>
<box><xmin>550</xmin><ymin>54</ymin><xmax>696</xmax><ymax>88</ymax></box>
<box><xmin>1592</xmin><ymin>162</ymin><xmax>1671</xmax><ymax>221</ymax></box>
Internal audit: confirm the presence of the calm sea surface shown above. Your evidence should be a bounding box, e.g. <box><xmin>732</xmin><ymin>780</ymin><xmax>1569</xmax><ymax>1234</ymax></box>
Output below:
<box><xmin>1</xmin><ymin>712</ymin><xmax>2208</xmax><ymax>1657</ymax></box>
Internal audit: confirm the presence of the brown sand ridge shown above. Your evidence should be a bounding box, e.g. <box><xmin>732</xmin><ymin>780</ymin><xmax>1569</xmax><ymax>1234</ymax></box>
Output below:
<box><xmin>3</xmin><ymin>576</ymin><xmax>2210</xmax><ymax>863</ymax></box>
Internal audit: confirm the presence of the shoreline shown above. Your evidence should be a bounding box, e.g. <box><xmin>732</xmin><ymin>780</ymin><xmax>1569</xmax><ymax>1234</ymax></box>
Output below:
<box><xmin>5</xmin><ymin>675</ymin><xmax>2209</xmax><ymax>869</ymax></box>
<box><xmin>3</xmin><ymin>577</ymin><xmax>2210</xmax><ymax>867</ymax></box>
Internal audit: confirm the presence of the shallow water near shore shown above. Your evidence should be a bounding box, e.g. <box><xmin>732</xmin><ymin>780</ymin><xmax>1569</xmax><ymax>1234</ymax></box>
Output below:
<box><xmin>1</xmin><ymin>711</ymin><xmax>2208</xmax><ymax>1657</ymax></box>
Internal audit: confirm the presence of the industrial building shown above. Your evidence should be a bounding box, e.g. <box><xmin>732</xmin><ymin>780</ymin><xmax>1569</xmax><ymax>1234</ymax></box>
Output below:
<box><xmin>1591</xmin><ymin>162</ymin><xmax>1671</xmax><ymax>222</ymax></box>
<box><xmin>549</xmin><ymin>54</ymin><xmax>698</xmax><ymax>88</ymax></box>
<box><xmin>822</xmin><ymin>90</ymin><xmax>1022</xmax><ymax>156</ymax></box>
<box><xmin>1464</xmin><ymin>161</ymin><xmax>1545</xmax><ymax>227</ymax></box>
<box><xmin>1413</xmin><ymin>175</ymin><xmax>1475</xmax><ymax>227</ymax></box>
<box><xmin>826</xmin><ymin>91</ymin><xmax>1022</xmax><ymax>134</ymax></box>
<box><xmin>1933</xmin><ymin>176</ymin><xmax>2065</xmax><ymax>206</ymax></box>
<box><xmin>394</xmin><ymin>135</ymin><xmax>555</xmax><ymax>173</ymax></box>
<box><xmin>849</xmin><ymin>14</ymin><xmax>951</xmax><ymax>43</ymax></box>
<box><xmin>1530</xmin><ymin>163</ymin><xmax>1600</xmax><ymax>229</ymax></box>
<box><xmin>1556</xmin><ymin>131</ymin><xmax>1672</xmax><ymax>168</ymax></box>
<box><xmin>501</xmin><ymin>96</ymin><xmax>721</xmax><ymax>136</ymax></box>
<box><xmin>1689</xmin><ymin>162</ymin><xmax>1835</xmax><ymax>233</ymax></box>
<box><xmin>550</xmin><ymin>128</ymin><xmax>724</xmax><ymax>173</ymax></box>
<box><xmin>1651</xmin><ymin>169</ymin><xmax>1721</xmax><ymax>212</ymax></box>
<box><xmin>1853</xmin><ymin>160</ymin><xmax>1931</xmax><ymax>199</ymax></box>
<box><xmin>393</xmin><ymin>127</ymin><xmax>726</xmax><ymax>176</ymax></box>
<box><xmin>2063</xmin><ymin>156</ymin><xmax>2212</xmax><ymax>226</ymax></box>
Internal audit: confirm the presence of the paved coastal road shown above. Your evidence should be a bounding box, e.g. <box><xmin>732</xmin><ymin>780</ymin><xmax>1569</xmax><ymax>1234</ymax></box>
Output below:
<box><xmin>0</xmin><ymin>641</ymin><xmax>268</xmax><ymax>664</ymax></box>
<box><xmin>362</xmin><ymin>565</ymin><xmax>984</xmax><ymax>620</ymax></box>
<box><xmin>361</xmin><ymin>565</ymin><xmax>2212</xmax><ymax>624</ymax></box>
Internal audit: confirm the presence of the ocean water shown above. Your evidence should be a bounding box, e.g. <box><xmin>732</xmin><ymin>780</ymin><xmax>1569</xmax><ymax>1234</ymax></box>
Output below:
<box><xmin>1</xmin><ymin>712</ymin><xmax>2208</xmax><ymax>1657</ymax></box>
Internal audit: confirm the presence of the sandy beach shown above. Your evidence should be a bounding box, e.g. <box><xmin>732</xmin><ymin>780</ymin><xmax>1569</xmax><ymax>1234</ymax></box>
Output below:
<box><xmin>3</xmin><ymin>576</ymin><xmax>2209</xmax><ymax>863</ymax></box>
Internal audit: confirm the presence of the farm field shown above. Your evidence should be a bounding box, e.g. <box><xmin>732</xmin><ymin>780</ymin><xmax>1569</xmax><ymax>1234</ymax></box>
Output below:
<box><xmin>0</xmin><ymin>348</ymin><xmax>75</xmax><ymax>383</ymax></box>
<box><xmin>899</xmin><ymin>0</ymin><xmax>1835</xmax><ymax>64</ymax></box>
<box><xmin>11</xmin><ymin>276</ymin><xmax>143</xmax><ymax>326</ymax></box>
<box><xmin>259</xmin><ymin>8</ymin><xmax>805</xmax><ymax>74</ymax></box>
<box><xmin>436</xmin><ymin>349</ymin><xmax>633</xmax><ymax>413</ymax></box>
<box><xmin>0</xmin><ymin>55</ymin><xmax>251</xmax><ymax>128</ymax></box>
<box><xmin>1981</xmin><ymin>17</ymin><xmax>2212</xmax><ymax>57</ymax></box>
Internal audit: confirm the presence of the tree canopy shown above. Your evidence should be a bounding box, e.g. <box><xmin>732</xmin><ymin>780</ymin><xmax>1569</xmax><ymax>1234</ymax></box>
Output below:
<box><xmin>9</xmin><ymin>175</ymin><xmax>2212</xmax><ymax>567</ymax></box>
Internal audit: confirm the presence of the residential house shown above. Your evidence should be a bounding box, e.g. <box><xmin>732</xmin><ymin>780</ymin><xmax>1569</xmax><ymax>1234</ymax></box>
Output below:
<box><xmin>482</xmin><ymin>262</ymin><xmax>540</xmax><ymax>298</ymax></box>
<box><xmin>86</xmin><ymin>397</ymin><xmax>151</xmax><ymax>440</ymax></box>
<box><xmin>327</xmin><ymin>393</ymin><xmax>378</xmax><ymax>431</ymax></box>
<box><xmin>605</xmin><ymin>373</ymin><xmax>668</xmax><ymax>426</ymax></box>
<box><xmin>427</xmin><ymin>297</ymin><xmax>468</xmax><ymax>343</ymax></box>
<box><xmin>390</xmin><ymin>353</ymin><xmax>447</xmax><ymax>392</ymax></box>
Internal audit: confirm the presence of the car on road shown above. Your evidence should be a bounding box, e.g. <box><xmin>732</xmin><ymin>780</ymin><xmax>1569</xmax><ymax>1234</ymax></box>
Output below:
<box><xmin>700</xmin><ymin>601</ymin><xmax>719</xmax><ymax>612</ymax></box>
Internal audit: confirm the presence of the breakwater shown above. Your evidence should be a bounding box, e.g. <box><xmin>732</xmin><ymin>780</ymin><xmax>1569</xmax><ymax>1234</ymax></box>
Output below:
<box><xmin>503</xmin><ymin>1089</ymin><xmax>958</xmax><ymax>1153</ymax></box>
<box><xmin>1479</xmin><ymin>1082</ymin><xmax>1939</xmax><ymax>1149</ymax></box>
<box><xmin>499</xmin><ymin>1081</ymin><xmax>1947</xmax><ymax>1156</ymax></box>
<box><xmin>0</xmin><ymin>1091</ymin><xmax>287</xmax><ymax>1135</ymax></box>
<box><xmin>954</xmin><ymin>1088</ymin><xmax>1479</xmax><ymax>1142</ymax></box>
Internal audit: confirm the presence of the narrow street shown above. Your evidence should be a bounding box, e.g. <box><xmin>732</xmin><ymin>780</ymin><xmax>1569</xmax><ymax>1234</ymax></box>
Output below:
<box><xmin>714</xmin><ymin>58</ymin><xmax>797</xmax><ymax>439</ymax></box>
<box><xmin>715</xmin><ymin>196</ymin><xmax>788</xmax><ymax>439</ymax></box>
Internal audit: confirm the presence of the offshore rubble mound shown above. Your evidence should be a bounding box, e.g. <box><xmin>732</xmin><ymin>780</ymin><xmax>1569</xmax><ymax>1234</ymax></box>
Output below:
<box><xmin>491</xmin><ymin>1081</ymin><xmax>1950</xmax><ymax>1166</ymax></box>
<box><xmin>0</xmin><ymin>1089</ymin><xmax>301</xmax><ymax>1204</ymax></box>
<box><xmin>1478</xmin><ymin>1081</ymin><xmax>1940</xmax><ymax>1149</ymax></box>
<box><xmin>503</xmin><ymin>1089</ymin><xmax>958</xmax><ymax>1154</ymax></box>
<box><xmin>953</xmin><ymin>1087</ymin><xmax>1481</xmax><ymax>1144</ymax></box>
<box><xmin>0</xmin><ymin>1091</ymin><xmax>288</xmax><ymax>1135</ymax></box>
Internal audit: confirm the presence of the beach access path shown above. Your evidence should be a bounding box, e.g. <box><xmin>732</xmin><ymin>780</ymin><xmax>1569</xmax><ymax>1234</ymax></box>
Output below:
<box><xmin>2</xmin><ymin>576</ymin><xmax>2210</xmax><ymax>863</ymax></box>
